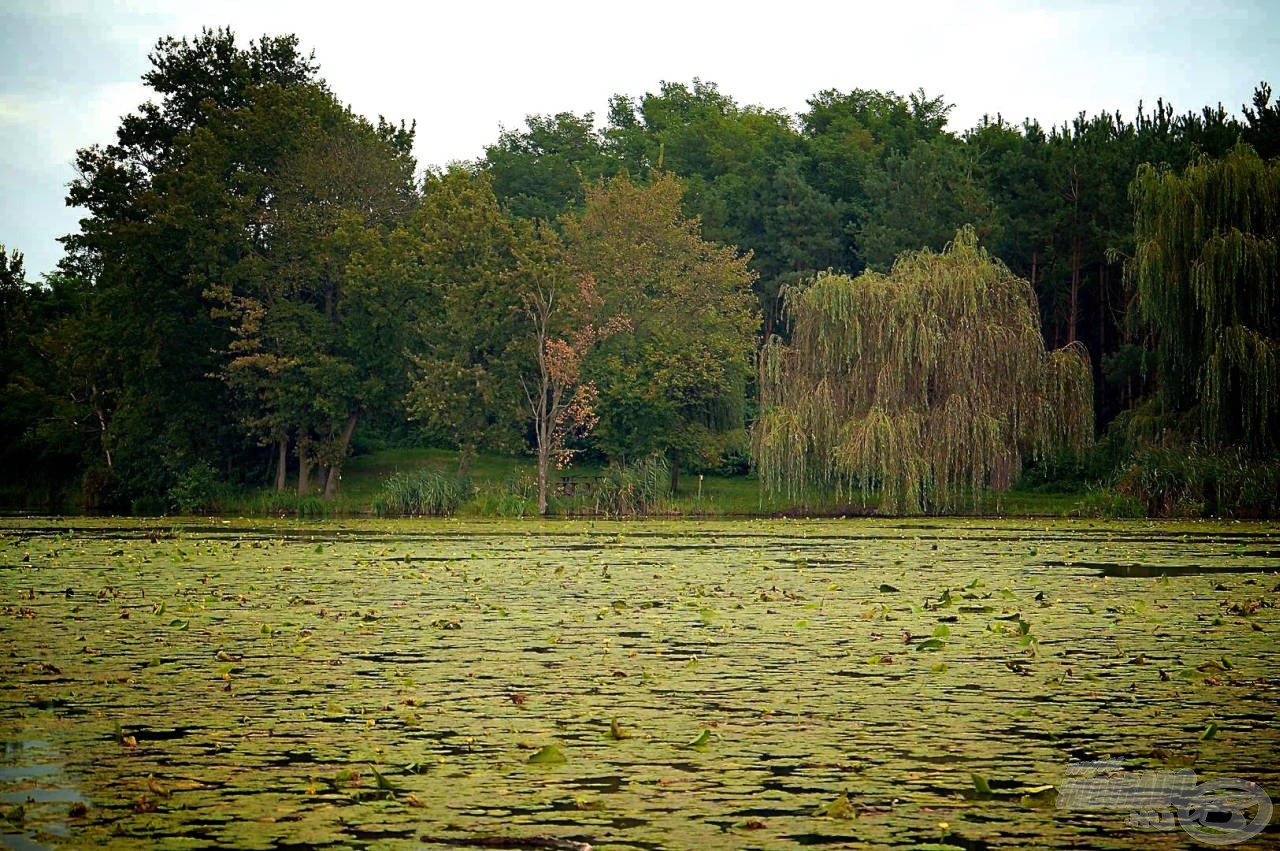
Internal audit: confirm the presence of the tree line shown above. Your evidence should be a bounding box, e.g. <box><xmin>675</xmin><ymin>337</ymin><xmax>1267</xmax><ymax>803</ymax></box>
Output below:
<box><xmin>1</xmin><ymin>28</ymin><xmax>1276</xmax><ymax>514</ymax></box>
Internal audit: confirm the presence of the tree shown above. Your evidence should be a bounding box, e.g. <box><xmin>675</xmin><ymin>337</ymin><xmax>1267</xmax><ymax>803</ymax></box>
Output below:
<box><xmin>605</xmin><ymin>82</ymin><xmax>825</xmax><ymax>331</ymax></box>
<box><xmin>1242</xmin><ymin>82</ymin><xmax>1280</xmax><ymax>160</ymax></box>
<box><xmin>753</xmin><ymin>227</ymin><xmax>1093</xmax><ymax>513</ymax></box>
<box><xmin>857</xmin><ymin>135</ymin><xmax>994</xmax><ymax>271</ymax></box>
<box><xmin>801</xmin><ymin>87</ymin><xmax>952</xmax><ymax>273</ymax></box>
<box><xmin>65</xmin><ymin>28</ymin><xmax>416</xmax><ymax>503</ymax></box>
<box><xmin>484</xmin><ymin>112</ymin><xmax>615</xmax><ymax>220</ymax></box>
<box><xmin>210</xmin><ymin>98</ymin><xmax>417</xmax><ymax>499</ymax></box>
<box><xmin>60</xmin><ymin>28</ymin><xmax>327</xmax><ymax>505</ymax></box>
<box><xmin>561</xmin><ymin>173</ymin><xmax>758</xmax><ymax>491</ymax></box>
<box><xmin>0</xmin><ymin>245</ymin><xmax>28</xmax><ymax>354</ymax></box>
<box><xmin>516</xmin><ymin>226</ymin><xmax>626</xmax><ymax>515</ymax></box>
<box><xmin>1130</xmin><ymin>144</ymin><xmax>1280</xmax><ymax>450</ymax></box>
<box><xmin>403</xmin><ymin>169</ymin><xmax>529</xmax><ymax>467</ymax></box>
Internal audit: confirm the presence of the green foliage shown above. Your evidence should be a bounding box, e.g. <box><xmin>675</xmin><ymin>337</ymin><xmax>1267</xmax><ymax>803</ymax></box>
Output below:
<box><xmin>403</xmin><ymin>170</ymin><xmax>529</xmax><ymax>456</ymax></box>
<box><xmin>470</xmin><ymin>474</ymin><xmax>540</xmax><ymax>518</ymax></box>
<box><xmin>374</xmin><ymin>469</ymin><xmax>474</xmax><ymax>517</ymax></box>
<box><xmin>252</xmin><ymin>492</ymin><xmax>330</xmax><ymax>518</ymax></box>
<box><xmin>53</xmin><ymin>29</ymin><xmax>329</xmax><ymax>507</ymax></box>
<box><xmin>754</xmin><ymin>228</ymin><xmax>1093</xmax><ymax>513</ymax></box>
<box><xmin>1112</xmin><ymin>444</ymin><xmax>1280</xmax><ymax>518</ymax></box>
<box><xmin>485</xmin><ymin>112</ymin><xmax>615</xmax><ymax>220</ymax></box>
<box><xmin>168</xmin><ymin>461</ymin><xmax>228</xmax><ymax>514</ymax></box>
<box><xmin>1073</xmin><ymin>488</ymin><xmax>1147</xmax><ymax>519</ymax></box>
<box><xmin>565</xmin><ymin>173</ymin><xmax>758</xmax><ymax>485</ymax></box>
<box><xmin>857</xmin><ymin>137</ymin><xmax>993</xmax><ymax>271</ymax></box>
<box><xmin>591</xmin><ymin>457</ymin><xmax>670</xmax><ymax>517</ymax></box>
<box><xmin>6</xmin><ymin>43</ymin><xmax>1275</xmax><ymax>515</ymax></box>
<box><xmin>1243</xmin><ymin>82</ymin><xmax>1280</xmax><ymax>159</ymax></box>
<box><xmin>1131</xmin><ymin>144</ymin><xmax>1280</xmax><ymax>451</ymax></box>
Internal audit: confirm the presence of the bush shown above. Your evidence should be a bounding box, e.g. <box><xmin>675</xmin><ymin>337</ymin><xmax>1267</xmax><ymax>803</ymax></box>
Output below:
<box><xmin>130</xmin><ymin>495</ymin><xmax>168</xmax><ymax>517</ymax></box>
<box><xmin>471</xmin><ymin>474</ymin><xmax>539</xmax><ymax>518</ymax></box>
<box><xmin>374</xmin><ymin>468</ymin><xmax>473</xmax><ymax>517</ymax></box>
<box><xmin>592</xmin><ymin>457</ymin><xmax>669</xmax><ymax>517</ymax></box>
<box><xmin>1113</xmin><ymin>444</ymin><xmax>1280</xmax><ymax>518</ymax></box>
<box><xmin>1073</xmin><ymin>488</ymin><xmax>1147</xmax><ymax>519</ymax></box>
<box><xmin>254</xmin><ymin>492</ymin><xmax>330</xmax><ymax>518</ymax></box>
<box><xmin>168</xmin><ymin>461</ymin><xmax>226</xmax><ymax>514</ymax></box>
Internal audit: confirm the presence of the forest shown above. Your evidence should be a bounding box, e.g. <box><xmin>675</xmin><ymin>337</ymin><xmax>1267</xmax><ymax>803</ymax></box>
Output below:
<box><xmin>1</xmin><ymin>28</ymin><xmax>1277</xmax><ymax>517</ymax></box>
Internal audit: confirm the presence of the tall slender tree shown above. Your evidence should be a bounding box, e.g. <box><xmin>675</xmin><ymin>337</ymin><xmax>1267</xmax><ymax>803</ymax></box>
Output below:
<box><xmin>403</xmin><ymin>169</ymin><xmax>529</xmax><ymax>467</ymax></box>
<box><xmin>516</xmin><ymin>226</ymin><xmax>627</xmax><ymax>515</ymax></box>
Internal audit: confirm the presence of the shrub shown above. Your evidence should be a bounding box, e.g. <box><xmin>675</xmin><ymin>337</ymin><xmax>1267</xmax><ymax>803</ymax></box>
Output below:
<box><xmin>374</xmin><ymin>468</ymin><xmax>473</xmax><ymax>517</ymax></box>
<box><xmin>130</xmin><ymin>495</ymin><xmax>168</xmax><ymax>517</ymax></box>
<box><xmin>254</xmin><ymin>492</ymin><xmax>330</xmax><ymax>518</ymax></box>
<box><xmin>1074</xmin><ymin>488</ymin><xmax>1147</xmax><ymax>519</ymax></box>
<box><xmin>471</xmin><ymin>474</ymin><xmax>539</xmax><ymax>518</ymax></box>
<box><xmin>1113</xmin><ymin>444</ymin><xmax>1280</xmax><ymax>518</ymax></box>
<box><xmin>168</xmin><ymin>461</ymin><xmax>225</xmax><ymax>514</ymax></box>
<box><xmin>592</xmin><ymin>457</ymin><xmax>669</xmax><ymax>517</ymax></box>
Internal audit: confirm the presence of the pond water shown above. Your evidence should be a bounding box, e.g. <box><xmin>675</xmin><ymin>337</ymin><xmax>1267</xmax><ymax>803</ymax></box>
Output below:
<box><xmin>1</xmin><ymin>517</ymin><xmax>1277</xmax><ymax>849</ymax></box>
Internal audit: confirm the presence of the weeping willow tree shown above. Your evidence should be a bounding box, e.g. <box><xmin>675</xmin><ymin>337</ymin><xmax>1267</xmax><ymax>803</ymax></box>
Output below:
<box><xmin>753</xmin><ymin>226</ymin><xmax>1093</xmax><ymax>513</ymax></box>
<box><xmin>1131</xmin><ymin>144</ymin><xmax>1280</xmax><ymax>450</ymax></box>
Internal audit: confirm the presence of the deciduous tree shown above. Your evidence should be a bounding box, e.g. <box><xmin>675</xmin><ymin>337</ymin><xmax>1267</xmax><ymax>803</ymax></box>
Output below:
<box><xmin>562</xmin><ymin>173</ymin><xmax>757</xmax><ymax>490</ymax></box>
<box><xmin>753</xmin><ymin>227</ymin><xmax>1093</xmax><ymax>513</ymax></box>
<box><xmin>1131</xmin><ymin>144</ymin><xmax>1280</xmax><ymax>450</ymax></box>
<box><xmin>517</xmin><ymin>227</ymin><xmax>626</xmax><ymax>514</ymax></box>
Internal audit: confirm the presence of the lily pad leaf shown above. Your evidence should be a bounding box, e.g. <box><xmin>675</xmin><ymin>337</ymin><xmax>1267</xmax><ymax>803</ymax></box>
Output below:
<box><xmin>1019</xmin><ymin>785</ymin><xmax>1058</xmax><ymax>807</ymax></box>
<box><xmin>915</xmin><ymin>638</ymin><xmax>946</xmax><ymax>652</ymax></box>
<box><xmin>878</xmin><ymin>583</ymin><xmax>900</xmax><ymax>593</ymax></box>
<box><xmin>1201</xmin><ymin>722</ymin><xmax>1220</xmax><ymax>741</ymax></box>
<box><xmin>813</xmin><ymin>791</ymin><xmax>856</xmax><ymax>819</ymax></box>
<box><xmin>527</xmin><ymin>745</ymin><xmax>567</xmax><ymax>764</ymax></box>
<box><xmin>971</xmin><ymin>773</ymin><xmax>992</xmax><ymax>797</ymax></box>
<box><xmin>685</xmin><ymin>728</ymin><xmax>712</xmax><ymax>748</ymax></box>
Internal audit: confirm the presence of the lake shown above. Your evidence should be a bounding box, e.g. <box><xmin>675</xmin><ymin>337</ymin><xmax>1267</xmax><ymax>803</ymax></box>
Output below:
<box><xmin>1</xmin><ymin>517</ymin><xmax>1277</xmax><ymax>849</ymax></box>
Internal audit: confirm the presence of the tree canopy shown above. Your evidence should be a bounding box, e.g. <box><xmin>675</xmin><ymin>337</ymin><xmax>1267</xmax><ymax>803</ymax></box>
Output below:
<box><xmin>563</xmin><ymin>173</ymin><xmax>758</xmax><ymax>488</ymax></box>
<box><xmin>1131</xmin><ymin>144</ymin><xmax>1280</xmax><ymax>451</ymax></box>
<box><xmin>753</xmin><ymin>227</ymin><xmax>1093</xmax><ymax>513</ymax></box>
<box><xmin>3</xmin><ymin>25</ymin><xmax>1274</xmax><ymax>515</ymax></box>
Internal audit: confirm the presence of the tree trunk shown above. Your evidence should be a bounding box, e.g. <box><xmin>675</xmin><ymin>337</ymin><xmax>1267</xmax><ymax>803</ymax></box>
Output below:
<box><xmin>297</xmin><ymin>451</ymin><xmax>313</xmax><ymax>497</ymax></box>
<box><xmin>1097</xmin><ymin>265</ymin><xmax>1106</xmax><ymax>353</ymax></box>
<box><xmin>92</xmin><ymin>386</ymin><xmax>112</xmax><ymax>470</ymax></box>
<box><xmin>763</xmin><ymin>291</ymin><xmax>775</xmax><ymax>342</ymax></box>
<box><xmin>536</xmin><ymin>442</ymin><xmax>549</xmax><ymax>516</ymax></box>
<box><xmin>669</xmin><ymin>449</ymin><xmax>680</xmax><ymax>495</ymax></box>
<box><xmin>1068</xmin><ymin>236</ymin><xmax>1081</xmax><ymax>343</ymax></box>
<box><xmin>323</xmin><ymin>411</ymin><xmax>360</xmax><ymax>501</ymax></box>
<box><xmin>275</xmin><ymin>437</ymin><xmax>288</xmax><ymax>492</ymax></box>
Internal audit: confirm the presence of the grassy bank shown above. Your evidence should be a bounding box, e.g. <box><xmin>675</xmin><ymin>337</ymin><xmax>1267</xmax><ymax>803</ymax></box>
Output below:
<box><xmin>210</xmin><ymin>448</ymin><xmax>1088</xmax><ymax>519</ymax></box>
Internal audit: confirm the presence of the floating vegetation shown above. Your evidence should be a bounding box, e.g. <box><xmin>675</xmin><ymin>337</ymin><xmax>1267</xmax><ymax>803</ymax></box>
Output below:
<box><xmin>0</xmin><ymin>516</ymin><xmax>1277</xmax><ymax>848</ymax></box>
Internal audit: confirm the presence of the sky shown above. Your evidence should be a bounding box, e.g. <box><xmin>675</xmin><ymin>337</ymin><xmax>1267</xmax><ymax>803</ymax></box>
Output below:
<box><xmin>1</xmin><ymin>0</ymin><xmax>1277</xmax><ymax>280</ymax></box>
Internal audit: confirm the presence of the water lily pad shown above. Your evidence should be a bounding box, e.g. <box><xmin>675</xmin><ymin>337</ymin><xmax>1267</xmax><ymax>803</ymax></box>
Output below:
<box><xmin>527</xmin><ymin>745</ymin><xmax>567</xmax><ymax>764</ymax></box>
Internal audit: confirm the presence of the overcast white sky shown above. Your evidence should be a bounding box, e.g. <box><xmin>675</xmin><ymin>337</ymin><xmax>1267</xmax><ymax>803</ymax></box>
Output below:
<box><xmin>2</xmin><ymin>0</ymin><xmax>1277</xmax><ymax>279</ymax></box>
